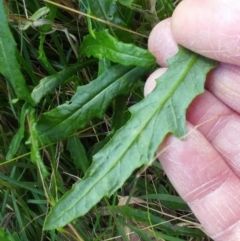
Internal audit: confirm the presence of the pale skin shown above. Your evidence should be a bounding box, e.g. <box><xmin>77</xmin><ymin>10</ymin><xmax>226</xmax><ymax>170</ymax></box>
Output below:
<box><xmin>144</xmin><ymin>1</ymin><xmax>240</xmax><ymax>240</ymax></box>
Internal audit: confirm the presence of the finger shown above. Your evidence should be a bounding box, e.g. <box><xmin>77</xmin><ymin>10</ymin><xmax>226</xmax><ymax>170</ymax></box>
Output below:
<box><xmin>159</xmin><ymin>126</ymin><xmax>240</xmax><ymax>241</ymax></box>
<box><xmin>205</xmin><ymin>63</ymin><xmax>240</xmax><ymax>113</ymax></box>
<box><xmin>144</xmin><ymin>68</ymin><xmax>167</xmax><ymax>96</ymax></box>
<box><xmin>146</xmin><ymin>69</ymin><xmax>240</xmax><ymax>240</ymax></box>
<box><xmin>186</xmin><ymin>91</ymin><xmax>240</xmax><ymax>177</ymax></box>
<box><xmin>148</xmin><ymin>19</ymin><xmax>240</xmax><ymax>114</ymax></box>
<box><xmin>146</xmin><ymin>68</ymin><xmax>240</xmax><ymax>177</ymax></box>
<box><xmin>172</xmin><ymin>0</ymin><xmax>240</xmax><ymax>65</ymax></box>
<box><xmin>148</xmin><ymin>18</ymin><xmax>178</xmax><ymax>67</ymax></box>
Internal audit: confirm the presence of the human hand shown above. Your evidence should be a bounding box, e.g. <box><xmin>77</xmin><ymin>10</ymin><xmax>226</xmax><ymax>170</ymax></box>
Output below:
<box><xmin>145</xmin><ymin>1</ymin><xmax>240</xmax><ymax>240</ymax></box>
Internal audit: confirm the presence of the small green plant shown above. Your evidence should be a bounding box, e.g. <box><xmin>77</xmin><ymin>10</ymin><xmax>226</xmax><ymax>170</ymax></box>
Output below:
<box><xmin>0</xmin><ymin>0</ymin><xmax>214</xmax><ymax>240</ymax></box>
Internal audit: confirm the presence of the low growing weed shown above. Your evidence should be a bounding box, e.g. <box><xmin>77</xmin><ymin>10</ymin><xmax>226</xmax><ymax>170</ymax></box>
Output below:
<box><xmin>0</xmin><ymin>0</ymin><xmax>213</xmax><ymax>240</ymax></box>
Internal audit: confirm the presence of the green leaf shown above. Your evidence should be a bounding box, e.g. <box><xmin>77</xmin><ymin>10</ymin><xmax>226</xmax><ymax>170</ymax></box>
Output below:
<box><xmin>6</xmin><ymin>103</ymin><xmax>30</xmax><ymax>160</ymax></box>
<box><xmin>123</xmin><ymin>220</ymin><xmax>188</xmax><ymax>241</ymax></box>
<box><xmin>43</xmin><ymin>47</ymin><xmax>217</xmax><ymax>230</ymax></box>
<box><xmin>111</xmin><ymin>95</ymin><xmax>130</xmax><ymax>133</ymax></box>
<box><xmin>38</xmin><ymin>34</ymin><xmax>56</xmax><ymax>74</ymax></box>
<box><xmin>22</xmin><ymin>7</ymin><xmax>49</xmax><ymax>30</ymax></box>
<box><xmin>31</xmin><ymin>61</ymin><xmax>93</xmax><ymax>104</ymax></box>
<box><xmin>0</xmin><ymin>2</ymin><xmax>33</xmax><ymax>104</ymax></box>
<box><xmin>37</xmin><ymin>65</ymin><xmax>151</xmax><ymax>144</ymax></box>
<box><xmin>87</xmin><ymin>0</ymin><xmax>126</xmax><ymax>27</ymax></box>
<box><xmin>79</xmin><ymin>30</ymin><xmax>155</xmax><ymax>66</ymax></box>
<box><xmin>112</xmin><ymin>206</ymin><xmax>188</xmax><ymax>236</ymax></box>
<box><xmin>0</xmin><ymin>227</ymin><xmax>21</xmax><ymax>241</ymax></box>
<box><xmin>0</xmin><ymin>227</ymin><xmax>14</xmax><ymax>241</ymax></box>
<box><xmin>98</xmin><ymin>58</ymin><xmax>111</xmax><ymax>76</ymax></box>
<box><xmin>117</xmin><ymin>0</ymin><xmax>133</xmax><ymax>7</ymax></box>
<box><xmin>27</xmin><ymin>108</ymin><xmax>49</xmax><ymax>178</ymax></box>
<box><xmin>140</xmin><ymin>194</ymin><xmax>189</xmax><ymax>210</ymax></box>
<box><xmin>67</xmin><ymin>137</ymin><xmax>90</xmax><ymax>174</ymax></box>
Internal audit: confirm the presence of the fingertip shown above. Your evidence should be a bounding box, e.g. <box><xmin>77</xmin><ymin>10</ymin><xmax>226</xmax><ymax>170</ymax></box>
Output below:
<box><xmin>171</xmin><ymin>0</ymin><xmax>190</xmax><ymax>39</ymax></box>
<box><xmin>148</xmin><ymin>18</ymin><xmax>178</xmax><ymax>67</ymax></box>
<box><xmin>144</xmin><ymin>68</ymin><xmax>167</xmax><ymax>97</ymax></box>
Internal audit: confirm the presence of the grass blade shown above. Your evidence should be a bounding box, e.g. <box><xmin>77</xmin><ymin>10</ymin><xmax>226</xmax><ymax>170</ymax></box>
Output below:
<box><xmin>27</xmin><ymin>108</ymin><xmax>49</xmax><ymax>177</ymax></box>
<box><xmin>0</xmin><ymin>1</ymin><xmax>33</xmax><ymax>104</ymax></box>
<box><xmin>67</xmin><ymin>136</ymin><xmax>90</xmax><ymax>174</ymax></box>
<box><xmin>6</xmin><ymin>103</ymin><xmax>30</xmax><ymax>160</ymax></box>
<box><xmin>31</xmin><ymin>61</ymin><xmax>94</xmax><ymax>104</ymax></box>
